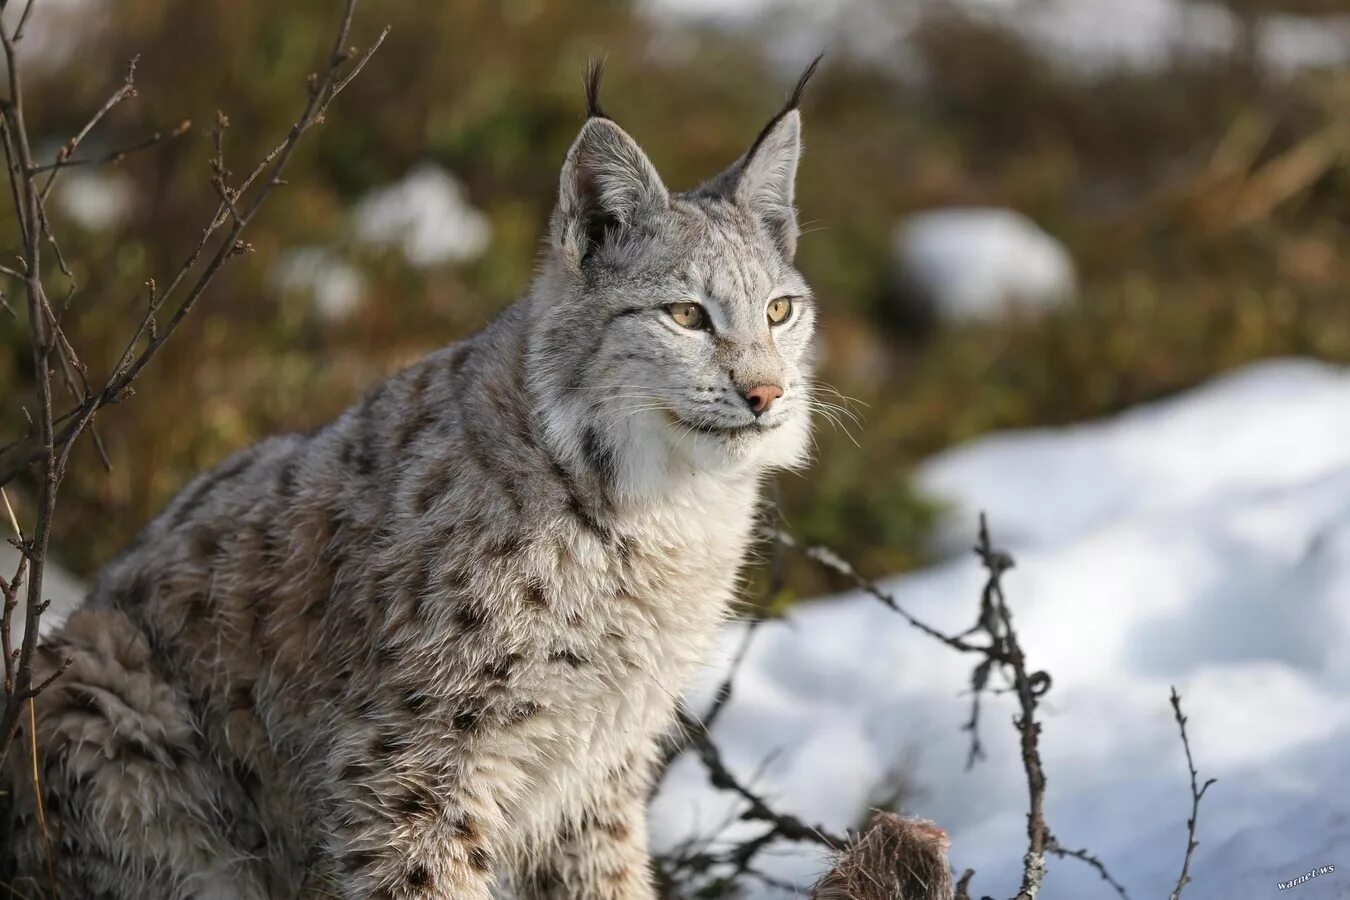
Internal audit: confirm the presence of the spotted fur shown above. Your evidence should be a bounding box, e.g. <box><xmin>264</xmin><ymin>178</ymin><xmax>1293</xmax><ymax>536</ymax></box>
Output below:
<box><xmin>2</xmin><ymin>65</ymin><xmax>818</xmax><ymax>899</ymax></box>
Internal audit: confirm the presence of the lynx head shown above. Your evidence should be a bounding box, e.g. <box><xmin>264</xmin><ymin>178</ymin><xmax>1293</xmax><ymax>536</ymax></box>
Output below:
<box><xmin>529</xmin><ymin>59</ymin><xmax>820</xmax><ymax>498</ymax></box>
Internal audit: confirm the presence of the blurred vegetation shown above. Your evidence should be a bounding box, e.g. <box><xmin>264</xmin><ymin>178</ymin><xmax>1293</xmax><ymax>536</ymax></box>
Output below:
<box><xmin>2</xmin><ymin>0</ymin><xmax>1348</xmax><ymax>595</ymax></box>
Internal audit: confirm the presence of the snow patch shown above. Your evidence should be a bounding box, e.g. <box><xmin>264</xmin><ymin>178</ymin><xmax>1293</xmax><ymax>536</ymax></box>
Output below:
<box><xmin>0</xmin><ymin>545</ymin><xmax>86</xmax><ymax>638</ymax></box>
<box><xmin>271</xmin><ymin>247</ymin><xmax>367</xmax><ymax>322</ymax></box>
<box><xmin>644</xmin><ymin>0</ymin><xmax>1350</xmax><ymax>76</ymax></box>
<box><xmin>352</xmin><ymin>164</ymin><xmax>490</xmax><ymax>269</ymax></box>
<box><xmin>54</xmin><ymin>170</ymin><xmax>134</xmax><ymax>231</ymax></box>
<box><xmin>0</xmin><ymin>0</ymin><xmax>106</xmax><ymax>72</ymax></box>
<box><xmin>891</xmin><ymin>207</ymin><xmax>1076</xmax><ymax>323</ymax></box>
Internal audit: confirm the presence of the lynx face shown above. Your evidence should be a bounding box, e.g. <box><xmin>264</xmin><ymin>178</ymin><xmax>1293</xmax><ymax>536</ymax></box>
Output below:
<box><xmin>531</xmin><ymin>64</ymin><xmax>818</xmax><ymax>495</ymax></box>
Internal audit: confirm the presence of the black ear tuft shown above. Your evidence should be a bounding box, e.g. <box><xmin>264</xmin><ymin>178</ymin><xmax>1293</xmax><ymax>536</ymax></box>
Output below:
<box><xmin>744</xmin><ymin>53</ymin><xmax>822</xmax><ymax>161</ymax></box>
<box><xmin>585</xmin><ymin>57</ymin><xmax>608</xmax><ymax>120</ymax></box>
<box><xmin>785</xmin><ymin>53</ymin><xmax>824</xmax><ymax>112</ymax></box>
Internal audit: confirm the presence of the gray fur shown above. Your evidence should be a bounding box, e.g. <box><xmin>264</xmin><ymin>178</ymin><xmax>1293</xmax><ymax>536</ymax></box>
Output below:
<box><xmin>2</xmin><ymin>69</ymin><xmax>817</xmax><ymax>900</ymax></box>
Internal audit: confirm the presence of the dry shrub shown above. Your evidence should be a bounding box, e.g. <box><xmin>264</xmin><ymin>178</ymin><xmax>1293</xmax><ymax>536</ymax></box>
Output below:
<box><xmin>812</xmin><ymin>812</ymin><xmax>954</xmax><ymax>900</ymax></box>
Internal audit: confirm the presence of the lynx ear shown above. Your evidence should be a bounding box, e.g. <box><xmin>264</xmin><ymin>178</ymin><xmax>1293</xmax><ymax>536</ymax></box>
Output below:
<box><xmin>734</xmin><ymin>110</ymin><xmax>802</xmax><ymax>258</ymax></box>
<box><xmin>702</xmin><ymin>56</ymin><xmax>819</xmax><ymax>260</ymax></box>
<box><xmin>554</xmin><ymin>62</ymin><xmax>669</xmax><ymax>268</ymax></box>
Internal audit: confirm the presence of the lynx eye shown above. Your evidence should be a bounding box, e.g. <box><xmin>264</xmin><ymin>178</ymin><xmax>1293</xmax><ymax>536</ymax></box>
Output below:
<box><xmin>767</xmin><ymin>297</ymin><xmax>794</xmax><ymax>325</ymax></box>
<box><xmin>666</xmin><ymin>302</ymin><xmax>708</xmax><ymax>331</ymax></box>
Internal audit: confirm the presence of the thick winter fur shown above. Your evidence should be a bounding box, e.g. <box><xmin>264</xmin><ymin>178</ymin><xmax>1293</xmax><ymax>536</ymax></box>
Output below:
<box><xmin>2</xmin><ymin>65</ymin><xmax>818</xmax><ymax>899</ymax></box>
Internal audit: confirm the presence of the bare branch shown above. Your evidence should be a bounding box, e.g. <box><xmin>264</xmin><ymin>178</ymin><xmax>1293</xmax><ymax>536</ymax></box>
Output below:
<box><xmin>0</xmin><ymin>0</ymin><xmax>64</xmax><ymax>771</ymax></box>
<box><xmin>970</xmin><ymin>515</ymin><xmax>1050</xmax><ymax>900</ymax></box>
<box><xmin>774</xmin><ymin>517</ymin><xmax>1134</xmax><ymax>900</ymax></box>
<box><xmin>0</xmin><ymin>13</ymin><xmax>390</xmax><ymax>490</ymax></box>
<box><xmin>25</xmin><ymin>655</ymin><xmax>71</xmax><ymax>699</ymax></box>
<box><xmin>11</xmin><ymin>0</ymin><xmax>37</xmax><ymax>43</ymax></box>
<box><xmin>656</xmin><ymin>619</ymin><xmax>763</xmax><ymax>781</ymax></box>
<box><xmin>35</xmin><ymin>55</ymin><xmax>142</xmax><ymax>203</ymax></box>
<box><xmin>0</xmin><ymin>0</ymin><xmax>387</xmax><ymax>774</ymax></box>
<box><xmin>27</xmin><ymin>118</ymin><xmax>192</xmax><ymax>175</ymax></box>
<box><xmin>209</xmin><ymin>111</ymin><xmax>238</xmax><ymax>224</ymax></box>
<box><xmin>1045</xmin><ymin>833</ymin><xmax>1131</xmax><ymax>900</ymax></box>
<box><xmin>769</xmin><ymin>528</ymin><xmax>1011</xmax><ymax>662</ymax></box>
<box><xmin>679</xmin><ymin>706</ymin><xmax>846</xmax><ymax>851</ymax></box>
<box><xmin>0</xmin><ymin>488</ymin><xmax>26</xmax><ymax>697</ymax></box>
<box><xmin>1168</xmin><ymin>687</ymin><xmax>1216</xmax><ymax>900</ymax></box>
<box><xmin>963</xmin><ymin>658</ymin><xmax>992</xmax><ymax>769</ymax></box>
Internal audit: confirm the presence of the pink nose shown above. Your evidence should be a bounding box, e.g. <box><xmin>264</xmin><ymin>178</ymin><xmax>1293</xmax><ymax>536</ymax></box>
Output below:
<box><xmin>743</xmin><ymin>384</ymin><xmax>784</xmax><ymax>416</ymax></box>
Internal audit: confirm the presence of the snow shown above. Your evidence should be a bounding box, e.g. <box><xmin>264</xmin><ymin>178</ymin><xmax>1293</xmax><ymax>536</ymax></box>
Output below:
<box><xmin>53</xmin><ymin>170</ymin><xmax>134</xmax><ymax>231</ymax></box>
<box><xmin>0</xmin><ymin>0</ymin><xmax>106</xmax><ymax>73</ymax></box>
<box><xmin>1261</xmin><ymin>14</ymin><xmax>1350</xmax><ymax>74</ymax></box>
<box><xmin>984</xmin><ymin>0</ymin><xmax>1350</xmax><ymax>75</ymax></box>
<box><xmin>352</xmin><ymin>164</ymin><xmax>490</xmax><ymax>269</ymax></box>
<box><xmin>891</xmin><ymin>207</ymin><xmax>1076</xmax><ymax>323</ymax></box>
<box><xmin>640</xmin><ymin>0</ymin><xmax>785</xmax><ymax>24</ymax></box>
<box><xmin>644</xmin><ymin>0</ymin><xmax>1350</xmax><ymax>77</ymax></box>
<box><xmin>651</xmin><ymin>358</ymin><xmax>1350</xmax><ymax>899</ymax></box>
<box><xmin>271</xmin><ymin>246</ymin><xmax>368</xmax><ymax>322</ymax></box>
<box><xmin>956</xmin><ymin>0</ymin><xmax>1239</xmax><ymax>73</ymax></box>
<box><xmin>0</xmin><ymin>544</ymin><xmax>86</xmax><ymax>640</ymax></box>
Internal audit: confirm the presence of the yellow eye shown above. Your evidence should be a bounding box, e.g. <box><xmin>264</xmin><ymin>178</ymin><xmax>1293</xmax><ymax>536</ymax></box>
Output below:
<box><xmin>667</xmin><ymin>302</ymin><xmax>707</xmax><ymax>330</ymax></box>
<box><xmin>767</xmin><ymin>297</ymin><xmax>794</xmax><ymax>325</ymax></box>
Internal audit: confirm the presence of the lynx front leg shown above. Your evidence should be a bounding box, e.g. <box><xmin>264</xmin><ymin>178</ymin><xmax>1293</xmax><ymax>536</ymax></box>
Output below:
<box><xmin>522</xmin><ymin>758</ymin><xmax>658</xmax><ymax>900</ymax></box>
<box><xmin>314</xmin><ymin>744</ymin><xmax>503</xmax><ymax>900</ymax></box>
<box><xmin>316</xmin><ymin>800</ymin><xmax>500</xmax><ymax>900</ymax></box>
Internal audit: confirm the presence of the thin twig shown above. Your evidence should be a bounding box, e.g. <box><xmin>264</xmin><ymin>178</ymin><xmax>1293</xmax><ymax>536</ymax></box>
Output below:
<box><xmin>704</xmin><ymin>619</ymin><xmax>760</xmax><ymax>734</ymax></box>
<box><xmin>27</xmin><ymin>119</ymin><xmax>192</xmax><ymax>175</ymax></box>
<box><xmin>657</xmin><ymin>504</ymin><xmax>781</xmax><ymax>796</ymax></box>
<box><xmin>679</xmin><ymin>706</ymin><xmax>846</xmax><ymax>851</ymax></box>
<box><xmin>0</xmin><ymin>0</ymin><xmax>63</xmax><ymax>774</ymax></box>
<box><xmin>772</xmin><ymin>518</ymin><xmax>1142</xmax><ymax>900</ymax></box>
<box><xmin>10</xmin><ymin>0</ymin><xmax>37</xmax><ymax>43</ymax></box>
<box><xmin>972</xmin><ymin>515</ymin><xmax>1049</xmax><ymax>900</ymax></box>
<box><xmin>0</xmin><ymin>487</ymin><xmax>25</xmax><ymax>696</ymax></box>
<box><xmin>1046</xmin><ymin>833</ymin><xmax>1131</xmax><ymax>900</ymax></box>
<box><xmin>26</xmin><ymin>700</ymin><xmax>56</xmax><ymax>893</ymax></box>
<box><xmin>0</xmin><ymin>14</ymin><xmax>390</xmax><ymax>490</ymax></box>
<box><xmin>769</xmin><ymin>528</ymin><xmax>1010</xmax><ymax>662</ymax></box>
<box><xmin>1168</xmin><ymin>687</ymin><xmax>1215</xmax><ymax>900</ymax></box>
<box><xmin>963</xmin><ymin>658</ymin><xmax>993</xmax><ymax>770</ymax></box>
<box><xmin>40</xmin><ymin>288</ymin><xmax>112</xmax><ymax>472</ymax></box>
<box><xmin>657</xmin><ymin>620</ymin><xmax>762</xmax><ymax>778</ymax></box>
<box><xmin>954</xmin><ymin>869</ymin><xmax>977</xmax><ymax>900</ymax></box>
<box><xmin>36</xmin><ymin>55</ymin><xmax>142</xmax><ymax>205</ymax></box>
<box><xmin>0</xmin><ymin>0</ymin><xmax>386</xmax><ymax>776</ymax></box>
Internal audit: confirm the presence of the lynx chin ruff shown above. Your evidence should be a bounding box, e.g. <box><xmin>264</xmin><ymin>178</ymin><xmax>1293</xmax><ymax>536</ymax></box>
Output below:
<box><xmin>1</xmin><ymin>60</ymin><xmax>820</xmax><ymax>899</ymax></box>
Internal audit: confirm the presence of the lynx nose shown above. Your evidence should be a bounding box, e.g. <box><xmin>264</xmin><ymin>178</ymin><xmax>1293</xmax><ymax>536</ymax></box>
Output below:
<box><xmin>743</xmin><ymin>384</ymin><xmax>784</xmax><ymax>416</ymax></box>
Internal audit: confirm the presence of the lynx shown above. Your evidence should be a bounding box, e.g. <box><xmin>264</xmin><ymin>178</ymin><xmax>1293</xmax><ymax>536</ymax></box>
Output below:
<box><xmin>2</xmin><ymin>61</ymin><xmax>819</xmax><ymax>899</ymax></box>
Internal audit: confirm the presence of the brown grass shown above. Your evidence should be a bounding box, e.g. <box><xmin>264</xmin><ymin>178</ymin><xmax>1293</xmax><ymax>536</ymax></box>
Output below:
<box><xmin>812</xmin><ymin>812</ymin><xmax>954</xmax><ymax>900</ymax></box>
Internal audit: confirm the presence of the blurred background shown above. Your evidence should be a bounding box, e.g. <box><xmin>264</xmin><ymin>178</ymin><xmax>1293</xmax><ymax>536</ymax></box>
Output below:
<box><xmin>2</xmin><ymin>0</ymin><xmax>1346</xmax><ymax>589</ymax></box>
